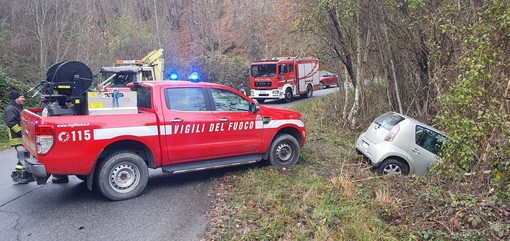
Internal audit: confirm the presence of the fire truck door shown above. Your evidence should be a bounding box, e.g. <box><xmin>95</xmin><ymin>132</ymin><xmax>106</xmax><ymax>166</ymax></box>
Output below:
<box><xmin>161</xmin><ymin>87</ymin><xmax>216</xmax><ymax>165</ymax></box>
<box><xmin>210</xmin><ymin>88</ymin><xmax>263</xmax><ymax>157</ymax></box>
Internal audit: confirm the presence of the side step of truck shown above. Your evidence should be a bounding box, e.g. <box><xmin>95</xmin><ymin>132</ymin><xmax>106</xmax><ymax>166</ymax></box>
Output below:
<box><xmin>162</xmin><ymin>154</ymin><xmax>263</xmax><ymax>174</ymax></box>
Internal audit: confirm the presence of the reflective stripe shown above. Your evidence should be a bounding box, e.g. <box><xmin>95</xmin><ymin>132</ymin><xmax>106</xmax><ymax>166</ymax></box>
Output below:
<box><xmin>15</xmin><ymin>164</ymin><xmax>24</xmax><ymax>170</ymax></box>
<box><xmin>12</xmin><ymin>124</ymin><xmax>21</xmax><ymax>133</ymax></box>
<box><xmin>92</xmin><ymin>119</ymin><xmax>303</xmax><ymax>140</ymax></box>
<box><xmin>264</xmin><ymin>120</ymin><xmax>304</xmax><ymax>129</ymax></box>
<box><xmin>9</xmin><ymin>138</ymin><xmax>22</xmax><ymax>146</ymax></box>
<box><xmin>93</xmin><ymin>126</ymin><xmax>159</xmax><ymax>140</ymax></box>
<box><xmin>255</xmin><ymin>120</ymin><xmax>264</xmax><ymax>129</ymax></box>
<box><xmin>6</xmin><ymin>126</ymin><xmax>22</xmax><ymax>146</ymax></box>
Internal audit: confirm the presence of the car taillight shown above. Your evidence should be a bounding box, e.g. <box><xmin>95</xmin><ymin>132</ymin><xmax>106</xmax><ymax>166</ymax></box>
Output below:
<box><xmin>384</xmin><ymin>124</ymin><xmax>400</xmax><ymax>142</ymax></box>
<box><xmin>36</xmin><ymin>125</ymin><xmax>54</xmax><ymax>154</ymax></box>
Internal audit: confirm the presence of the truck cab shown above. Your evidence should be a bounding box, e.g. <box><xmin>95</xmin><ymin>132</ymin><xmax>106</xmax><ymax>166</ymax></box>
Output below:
<box><xmin>249</xmin><ymin>57</ymin><xmax>319</xmax><ymax>103</ymax></box>
<box><xmin>97</xmin><ymin>49</ymin><xmax>165</xmax><ymax>89</ymax></box>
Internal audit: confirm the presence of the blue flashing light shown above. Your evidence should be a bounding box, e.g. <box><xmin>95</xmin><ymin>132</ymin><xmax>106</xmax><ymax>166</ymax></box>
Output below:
<box><xmin>169</xmin><ymin>72</ymin><xmax>178</xmax><ymax>80</ymax></box>
<box><xmin>188</xmin><ymin>72</ymin><xmax>200</xmax><ymax>82</ymax></box>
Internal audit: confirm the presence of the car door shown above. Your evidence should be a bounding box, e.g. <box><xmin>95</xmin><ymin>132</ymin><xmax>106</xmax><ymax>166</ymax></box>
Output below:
<box><xmin>409</xmin><ymin>125</ymin><xmax>444</xmax><ymax>175</ymax></box>
<box><xmin>160</xmin><ymin>87</ymin><xmax>216</xmax><ymax>165</ymax></box>
<box><xmin>209</xmin><ymin>87</ymin><xmax>263</xmax><ymax>158</ymax></box>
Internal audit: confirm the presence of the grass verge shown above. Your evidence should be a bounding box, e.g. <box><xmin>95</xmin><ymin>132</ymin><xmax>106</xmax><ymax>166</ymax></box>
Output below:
<box><xmin>204</xmin><ymin>93</ymin><xmax>509</xmax><ymax>240</ymax></box>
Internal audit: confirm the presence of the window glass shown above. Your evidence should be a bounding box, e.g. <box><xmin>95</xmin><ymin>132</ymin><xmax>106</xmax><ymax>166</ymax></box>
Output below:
<box><xmin>279</xmin><ymin>64</ymin><xmax>287</xmax><ymax>75</ymax></box>
<box><xmin>136</xmin><ymin>86</ymin><xmax>152</xmax><ymax>109</ymax></box>
<box><xmin>415</xmin><ymin>125</ymin><xmax>446</xmax><ymax>154</ymax></box>
<box><xmin>112</xmin><ymin>73</ymin><xmax>135</xmax><ymax>87</ymax></box>
<box><xmin>289</xmin><ymin>64</ymin><xmax>294</xmax><ymax>73</ymax></box>
<box><xmin>374</xmin><ymin>112</ymin><xmax>405</xmax><ymax>131</ymax></box>
<box><xmin>250</xmin><ymin>64</ymin><xmax>277</xmax><ymax>77</ymax></box>
<box><xmin>211</xmin><ymin>88</ymin><xmax>250</xmax><ymax>111</ymax></box>
<box><xmin>142</xmin><ymin>71</ymin><xmax>153</xmax><ymax>80</ymax></box>
<box><xmin>165</xmin><ymin>87</ymin><xmax>206</xmax><ymax>111</ymax></box>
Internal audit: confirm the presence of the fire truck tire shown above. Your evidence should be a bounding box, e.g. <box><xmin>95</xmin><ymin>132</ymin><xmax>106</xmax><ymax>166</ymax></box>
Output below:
<box><xmin>95</xmin><ymin>151</ymin><xmax>149</xmax><ymax>201</ymax></box>
<box><xmin>268</xmin><ymin>133</ymin><xmax>300</xmax><ymax>168</ymax></box>
<box><xmin>306</xmin><ymin>84</ymin><xmax>313</xmax><ymax>98</ymax></box>
<box><xmin>284</xmin><ymin>88</ymin><xmax>293</xmax><ymax>103</ymax></box>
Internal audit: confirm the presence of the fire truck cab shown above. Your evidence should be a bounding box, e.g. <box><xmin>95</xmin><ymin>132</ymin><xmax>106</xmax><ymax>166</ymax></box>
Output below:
<box><xmin>249</xmin><ymin>57</ymin><xmax>319</xmax><ymax>103</ymax></box>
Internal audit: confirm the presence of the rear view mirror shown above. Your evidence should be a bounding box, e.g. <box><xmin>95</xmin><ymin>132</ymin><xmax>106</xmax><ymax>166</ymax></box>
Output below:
<box><xmin>249</xmin><ymin>102</ymin><xmax>259</xmax><ymax>113</ymax></box>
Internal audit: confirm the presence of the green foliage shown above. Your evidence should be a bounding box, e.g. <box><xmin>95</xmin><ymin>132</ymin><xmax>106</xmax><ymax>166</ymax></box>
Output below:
<box><xmin>194</xmin><ymin>53</ymin><xmax>249</xmax><ymax>89</ymax></box>
<box><xmin>104</xmin><ymin>15</ymin><xmax>156</xmax><ymax>57</ymax></box>
<box><xmin>435</xmin><ymin>0</ymin><xmax>510</xmax><ymax>181</ymax></box>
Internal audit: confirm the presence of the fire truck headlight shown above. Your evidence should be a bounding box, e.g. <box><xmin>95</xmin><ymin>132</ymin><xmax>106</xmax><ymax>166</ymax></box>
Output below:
<box><xmin>272</xmin><ymin>90</ymin><xmax>279</xmax><ymax>95</ymax></box>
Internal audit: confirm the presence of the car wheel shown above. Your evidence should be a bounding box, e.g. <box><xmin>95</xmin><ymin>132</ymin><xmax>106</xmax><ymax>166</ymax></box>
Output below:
<box><xmin>256</xmin><ymin>98</ymin><xmax>265</xmax><ymax>104</ymax></box>
<box><xmin>377</xmin><ymin>158</ymin><xmax>409</xmax><ymax>176</ymax></box>
<box><xmin>319</xmin><ymin>82</ymin><xmax>325</xmax><ymax>89</ymax></box>
<box><xmin>95</xmin><ymin>151</ymin><xmax>149</xmax><ymax>201</ymax></box>
<box><xmin>268</xmin><ymin>134</ymin><xmax>300</xmax><ymax>168</ymax></box>
<box><xmin>75</xmin><ymin>175</ymin><xmax>87</xmax><ymax>182</ymax></box>
<box><xmin>284</xmin><ymin>88</ymin><xmax>292</xmax><ymax>103</ymax></box>
<box><xmin>306</xmin><ymin>84</ymin><xmax>313</xmax><ymax>98</ymax></box>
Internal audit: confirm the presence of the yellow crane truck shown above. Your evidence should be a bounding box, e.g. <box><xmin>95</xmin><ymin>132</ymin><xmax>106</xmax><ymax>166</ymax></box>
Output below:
<box><xmin>97</xmin><ymin>49</ymin><xmax>164</xmax><ymax>89</ymax></box>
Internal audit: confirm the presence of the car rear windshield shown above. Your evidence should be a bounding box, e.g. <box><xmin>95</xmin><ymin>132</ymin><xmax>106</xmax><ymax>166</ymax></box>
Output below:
<box><xmin>374</xmin><ymin>112</ymin><xmax>405</xmax><ymax>130</ymax></box>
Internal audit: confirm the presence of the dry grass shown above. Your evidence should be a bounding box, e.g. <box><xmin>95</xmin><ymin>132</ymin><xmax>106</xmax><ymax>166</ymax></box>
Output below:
<box><xmin>203</xmin><ymin>93</ymin><xmax>510</xmax><ymax>240</ymax></box>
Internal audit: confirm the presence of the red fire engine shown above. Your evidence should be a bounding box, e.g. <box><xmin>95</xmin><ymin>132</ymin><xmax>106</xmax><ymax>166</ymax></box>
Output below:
<box><xmin>19</xmin><ymin>61</ymin><xmax>306</xmax><ymax>201</ymax></box>
<box><xmin>249</xmin><ymin>57</ymin><xmax>320</xmax><ymax>103</ymax></box>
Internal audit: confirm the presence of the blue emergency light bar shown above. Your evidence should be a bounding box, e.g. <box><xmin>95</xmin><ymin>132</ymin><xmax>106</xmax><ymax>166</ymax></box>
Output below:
<box><xmin>188</xmin><ymin>72</ymin><xmax>200</xmax><ymax>82</ymax></box>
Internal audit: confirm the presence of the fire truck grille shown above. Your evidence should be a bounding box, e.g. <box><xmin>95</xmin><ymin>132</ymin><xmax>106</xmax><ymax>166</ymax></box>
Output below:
<box><xmin>254</xmin><ymin>81</ymin><xmax>272</xmax><ymax>87</ymax></box>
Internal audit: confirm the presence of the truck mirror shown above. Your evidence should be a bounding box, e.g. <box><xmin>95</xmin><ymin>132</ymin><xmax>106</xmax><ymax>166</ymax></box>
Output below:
<box><xmin>249</xmin><ymin>102</ymin><xmax>259</xmax><ymax>113</ymax></box>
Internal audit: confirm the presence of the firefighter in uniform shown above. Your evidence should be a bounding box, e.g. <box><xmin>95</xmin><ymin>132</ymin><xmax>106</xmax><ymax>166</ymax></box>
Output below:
<box><xmin>4</xmin><ymin>91</ymin><xmax>34</xmax><ymax>184</ymax></box>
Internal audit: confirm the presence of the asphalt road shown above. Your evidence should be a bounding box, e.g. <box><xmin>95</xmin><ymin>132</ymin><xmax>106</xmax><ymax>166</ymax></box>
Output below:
<box><xmin>0</xmin><ymin>148</ymin><xmax>224</xmax><ymax>241</ymax></box>
<box><xmin>261</xmin><ymin>86</ymin><xmax>339</xmax><ymax>108</ymax></box>
<box><xmin>0</xmin><ymin>86</ymin><xmax>338</xmax><ymax>241</ymax></box>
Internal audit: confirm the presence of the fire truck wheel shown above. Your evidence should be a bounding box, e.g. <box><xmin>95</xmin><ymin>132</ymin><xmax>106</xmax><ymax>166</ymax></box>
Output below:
<box><xmin>268</xmin><ymin>133</ymin><xmax>300</xmax><ymax>168</ymax></box>
<box><xmin>284</xmin><ymin>88</ymin><xmax>293</xmax><ymax>103</ymax></box>
<box><xmin>95</xmin><ymin>151</ymin><xmax>149</xmax><ymax>201</ymax></box>
<box><xmin>306</xmin><ymin>84</ymin><xmax>313</xmax><ymax>98</ymax></box>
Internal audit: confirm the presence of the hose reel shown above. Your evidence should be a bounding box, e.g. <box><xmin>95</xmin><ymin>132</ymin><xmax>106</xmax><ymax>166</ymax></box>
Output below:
<box><xmin>40</xmin><ymin>61</ymin><xmax>93</xmax><ymax>116</ymax></box>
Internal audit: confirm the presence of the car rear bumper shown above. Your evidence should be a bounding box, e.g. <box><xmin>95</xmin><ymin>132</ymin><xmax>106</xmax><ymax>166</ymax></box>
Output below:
<box><xmin>355</xmin><ymin>135</ymin><xmax>384</xmax><ymax>166</ymax></box>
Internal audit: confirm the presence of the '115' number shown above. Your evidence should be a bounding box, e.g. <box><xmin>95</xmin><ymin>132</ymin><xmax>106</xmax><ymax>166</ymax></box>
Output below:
<box><xmin>71</xmin><ymin>130</ymin><xmax>91</xmax><ymax>141</ymax></box>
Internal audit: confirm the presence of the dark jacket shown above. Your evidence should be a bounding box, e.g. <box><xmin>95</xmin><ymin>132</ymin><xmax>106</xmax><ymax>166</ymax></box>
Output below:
<box><xmin>4</xmin><ymin>100</ymin><xmax>23</xmax><ymax>139</ymax></box>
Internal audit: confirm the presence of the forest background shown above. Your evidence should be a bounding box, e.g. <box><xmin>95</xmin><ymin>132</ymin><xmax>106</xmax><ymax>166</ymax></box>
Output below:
<box><xmin>0</xmin><ymin>0</ymin><xmax>509</xmax><ymax>238</ymax></box>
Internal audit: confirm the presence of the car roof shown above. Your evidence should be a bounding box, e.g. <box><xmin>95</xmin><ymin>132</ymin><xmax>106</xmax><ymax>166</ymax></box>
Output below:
<box><xmin>387</xmin><ymin>112</ymin><xmax>443</xmax><ymax>134</ymax></box>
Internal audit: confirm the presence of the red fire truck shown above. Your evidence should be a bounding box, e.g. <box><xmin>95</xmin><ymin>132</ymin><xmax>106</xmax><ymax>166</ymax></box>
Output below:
<box><xmin>18</xmin><ymin>62</ymin><xmax>307</xmax><ymax>201</ymax></box>
<box><xmin>249</xmin><ymin>57</ymin><xmax>320</xmax><ymax>103</ymax></box>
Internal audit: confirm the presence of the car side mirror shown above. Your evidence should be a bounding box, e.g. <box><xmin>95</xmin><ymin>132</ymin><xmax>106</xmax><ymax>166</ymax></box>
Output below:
<box><xmin>249</xmin><ymin>102</ymin><xmax>259</xmax><ymax>113</ymax></box>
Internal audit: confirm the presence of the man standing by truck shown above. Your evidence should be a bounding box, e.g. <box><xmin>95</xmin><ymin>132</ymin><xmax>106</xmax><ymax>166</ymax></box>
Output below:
<box><xmin>5</xmin><ymin>90</ymin><xmax>68</xmax><ymax>184</ymax></box>
<box><xmin>4</xmin><ymin>90</ymin><xmax>34</xmax><ymax>184</ymax></box>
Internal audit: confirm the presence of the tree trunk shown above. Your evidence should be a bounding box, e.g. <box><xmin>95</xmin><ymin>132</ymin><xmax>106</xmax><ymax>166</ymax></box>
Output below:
<box><xmin>347</xmin><ymin>0</ymin><xmax>363</xmax><ymax>129</ymax></box>
<box><xmin>383</xmin><ymin>23</ymin><xmax>403</xmax><ymax>113</ymax></box>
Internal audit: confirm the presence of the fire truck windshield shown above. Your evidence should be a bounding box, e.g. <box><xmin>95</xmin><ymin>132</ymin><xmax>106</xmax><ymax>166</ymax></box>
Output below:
<box><xmin>250</xmin><ymin>64</ymin><xmax>276</xmax><ymax>77</ymax></box>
